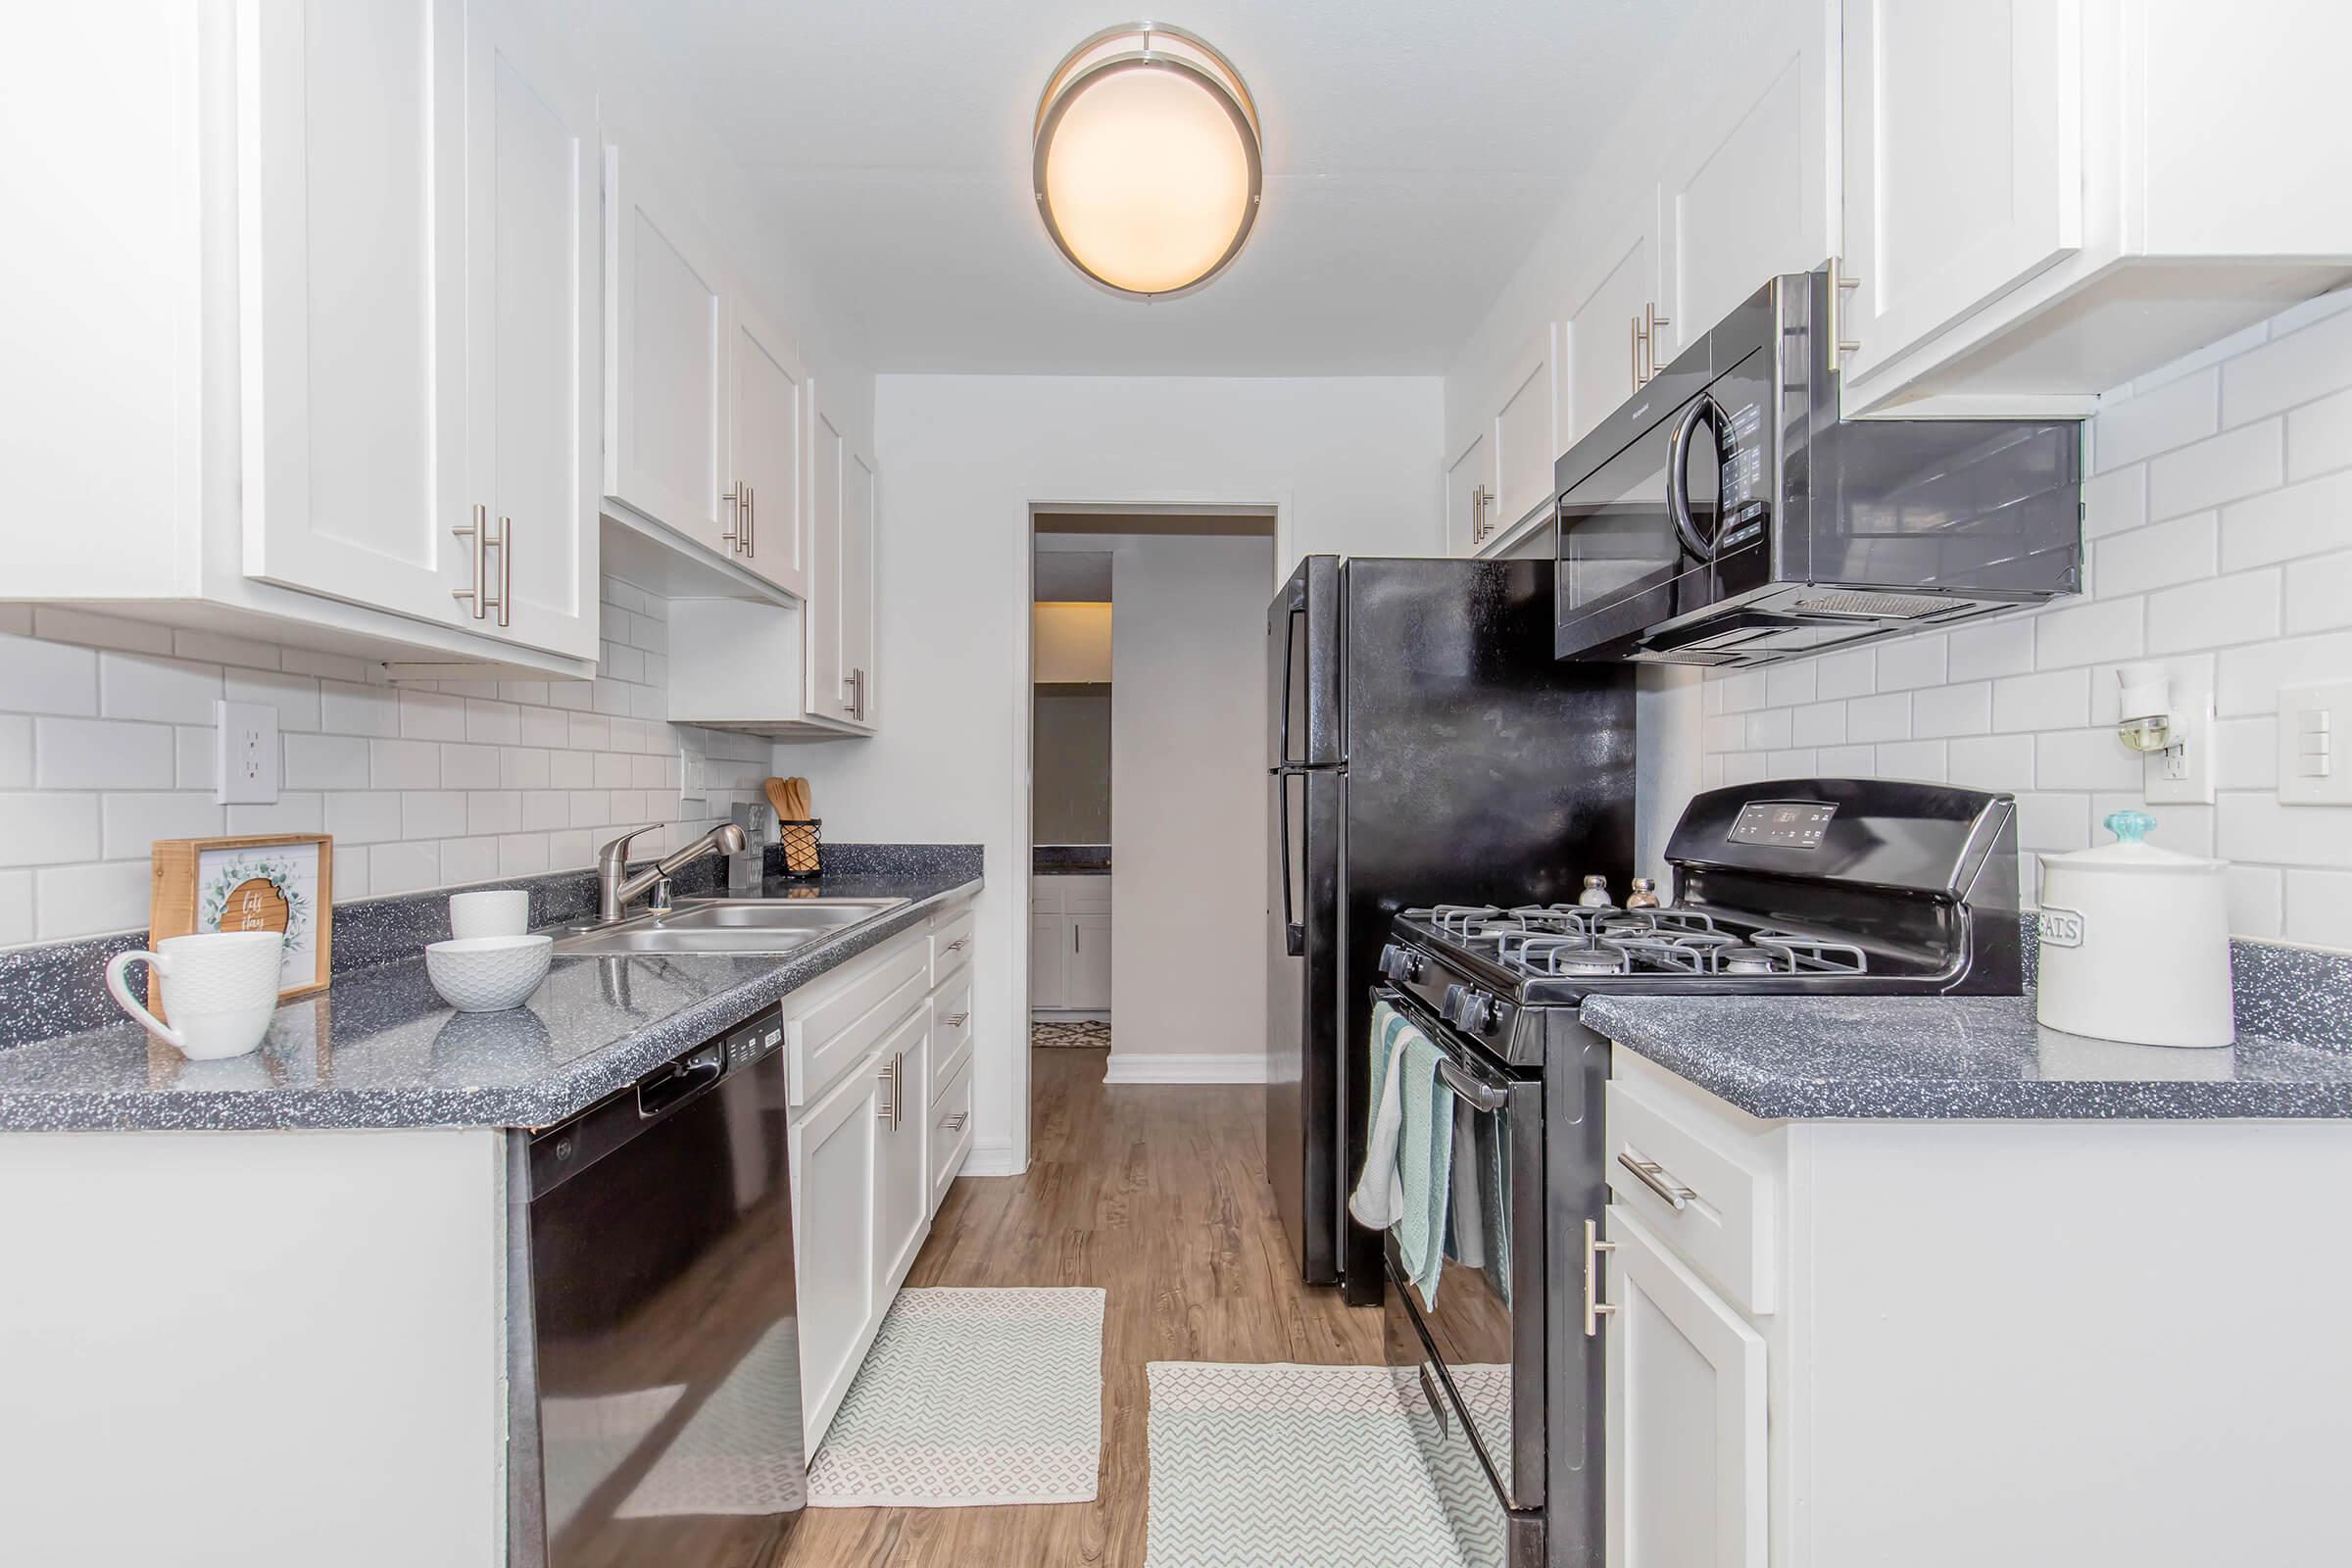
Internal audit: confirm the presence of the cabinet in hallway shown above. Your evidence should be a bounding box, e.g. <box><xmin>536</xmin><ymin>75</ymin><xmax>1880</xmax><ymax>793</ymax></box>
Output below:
<box><xmin>1031</xmin><ymin>875</ymin><xmax>1111</xmax><ymax>1013</ymax></box>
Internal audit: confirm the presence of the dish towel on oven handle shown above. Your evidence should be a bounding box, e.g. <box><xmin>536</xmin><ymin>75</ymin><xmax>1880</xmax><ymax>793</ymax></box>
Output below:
<box><xmin>1348</xmin><ymin>1001</ymin><xmax>1457</xmax><ymax>1305</ymax></box>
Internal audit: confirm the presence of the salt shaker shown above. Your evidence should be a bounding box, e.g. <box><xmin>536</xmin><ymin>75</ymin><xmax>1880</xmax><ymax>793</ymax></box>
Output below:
<box><xmin>1576</xmin><ymin>874</ymin><xmax>1611</xmax><ymax>907</ymax></box>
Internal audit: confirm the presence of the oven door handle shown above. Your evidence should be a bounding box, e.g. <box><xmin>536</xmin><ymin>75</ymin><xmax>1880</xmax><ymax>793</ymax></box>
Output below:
<box><xmin>1435</xmin><ymin>1057</ymin><xmax>1510</xmax><ymax>1115</ymax></box>
<box><xmin>1377</xmin><ymin>985</ymin><xmax>1514</xmax><ymax>1113</ymax></box>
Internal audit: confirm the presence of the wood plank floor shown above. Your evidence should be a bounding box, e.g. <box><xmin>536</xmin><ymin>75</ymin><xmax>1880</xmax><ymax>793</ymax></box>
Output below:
<box><xmin>779</xmin><ymin>1045</ymin><xmax>1382</xmax><ymax>1566</ymax></box>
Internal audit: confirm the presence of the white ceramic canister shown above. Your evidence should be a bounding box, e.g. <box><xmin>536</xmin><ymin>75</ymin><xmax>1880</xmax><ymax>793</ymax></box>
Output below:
<box><xmin>2034</xmin><ymin>809</ymin><xmax>2233</xmax><ymax>1048</ymax></box>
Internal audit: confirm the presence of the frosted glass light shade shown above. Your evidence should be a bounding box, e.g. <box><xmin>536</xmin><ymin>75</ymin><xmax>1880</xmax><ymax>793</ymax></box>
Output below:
<box><xmin>1034</xmin><ymin>25</ymin><xmax>1262</xmax><ymax>298</ymax></box>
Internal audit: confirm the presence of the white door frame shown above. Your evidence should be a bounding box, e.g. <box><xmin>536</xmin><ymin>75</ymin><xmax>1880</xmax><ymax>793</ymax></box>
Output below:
<box><xmin>1009</xmin><ymin>496</ymin><xmax>1289</xmax><ymax>1170</ymax></box>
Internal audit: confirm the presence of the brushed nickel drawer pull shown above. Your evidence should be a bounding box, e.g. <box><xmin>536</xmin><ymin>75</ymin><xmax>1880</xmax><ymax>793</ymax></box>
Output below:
<box><xmin>942</xmin><ymin>1110</ymin><xmax>967</xmax><ymax>1132</ymax></box>
<box><xmin>1583</xmin><ymin>1218</ymin><xmax>1618</xmax><ymax>1338</ymax></box>
<box><xmin>944</xmin><ymin>937</ymin><xmax>968</xmax><ymax>954</ymax></box>
<box><xmin>946</xmin><ymin>1011</ymin><xmax>970</xmax><ymax>1027</ymax></box>
<box><xmin>1617</xmin><ymin>1151</ymin><xmax>1696</xmax><ymax>1210</ymax></box>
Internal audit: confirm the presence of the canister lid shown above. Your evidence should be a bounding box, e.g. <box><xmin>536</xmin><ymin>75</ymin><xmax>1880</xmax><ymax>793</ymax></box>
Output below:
<box><xmin>2041</xmin><ymin>810</ymin><xmax>2223</xmax><ymax>875</ymax></box>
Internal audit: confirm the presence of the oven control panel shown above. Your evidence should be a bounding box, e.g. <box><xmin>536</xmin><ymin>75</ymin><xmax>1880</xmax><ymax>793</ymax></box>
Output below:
<box><xmin>1727</xmin><ymin>800</ymin><xmax>1837</xmax><ymax>850</ymax></box>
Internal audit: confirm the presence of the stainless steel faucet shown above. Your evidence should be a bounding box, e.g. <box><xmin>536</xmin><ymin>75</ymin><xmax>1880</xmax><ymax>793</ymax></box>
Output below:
<box><xmin>595</xmin><ymin>823</ymin><xmax>748</xmax><ymax>923</ymax></box>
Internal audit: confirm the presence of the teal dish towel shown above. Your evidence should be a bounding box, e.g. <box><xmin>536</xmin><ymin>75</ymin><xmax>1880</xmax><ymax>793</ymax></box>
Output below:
<box><xmin>1396</xmin><ymin>1030</ymin><xmax>1457</xmax><ymax>1306</ymax></box>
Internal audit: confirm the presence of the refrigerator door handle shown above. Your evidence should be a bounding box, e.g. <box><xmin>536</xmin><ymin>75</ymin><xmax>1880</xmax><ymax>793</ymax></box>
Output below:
<box><xmin>1275</xmin><ymin>765</ymin><xmax>1304</xmax><ymax>956</ymax></box>
<box><xmin>1277</xmin><ymin>598</ymin><xmax>1304</xmax><ymax>766</ymax></box>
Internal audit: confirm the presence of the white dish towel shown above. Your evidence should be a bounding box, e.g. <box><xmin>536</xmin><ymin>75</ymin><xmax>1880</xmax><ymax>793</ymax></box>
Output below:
<box><xmin>1348</xmin><ymin>1004</ymin><xmax>1410</xmax><ymax>1231</ymax></box>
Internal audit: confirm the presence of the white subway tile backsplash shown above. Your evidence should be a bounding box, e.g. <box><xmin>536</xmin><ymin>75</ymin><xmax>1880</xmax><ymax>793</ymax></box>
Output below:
<box><xmin>2146</xmin><ymin>568</ymin><xmax>2283</xmax><ymax>652</ymax></box>
<box><xmin>2282</xmin><ymin>550</ymin><xmax>2352</xmax><ymax>634</ymax></box>
<box><xmin>2034</xmin><ymin>729</ymin><xmax>2142</xmax><ymax>793</ymax></box>
<box><xmin>2218</xmin><ymin>793</ymin><xmax>2352</xmax><ymax>870</ymax></box>
<box><xmin>0</xmin><ymin>794</ymin><xmax>100</xmax><ymax>867</ymax></box>
<box><xmin>1913</xmin><ymin>682</ymin><xmax>1991</xmax><ymax>739</ymax></box>
<box><xmin>34</xmin><ymin>859</ymin><xmax>152</xmax><ymax>940</ymax></box>
<box><xmin>2080</xmin><ymin>465</ymin><xmax>2149</xmax><ymax>540</ymax></box>
<box><xmin>1722</xmin><ymin>753</ymin><xmax>1766</xmax><ymax>786</ymax></box>
<box><xmin>1846</xmin><ymin>692</ymin><xmax>1911</xmax><ymax>743</ymax></box>
<box><xmin>2092</xmin><ymin>511</ymin><xmax>2217</xmax><ymax>597</ymax></box>
<box><xmin>2212</xmin><ymin>715</ymin><xmax>2278</xmax><ymax>790</ymax></box>
<box><xmin>98</xmin><ymin>653</ymin><xmax>220</xmax><ymax>724</ymax></box>
<box><xmin>2096</xmin><ymin>368</ymin><xmax>2218</xmax><ymax>469</ymax></box>
<box><xmin>0</xmin><ymin>715</ymin><xmax>28</xmax><ymax>790</ymax></box>
<box><xmin>1790</xmin><ymin>701</ymin><xmax>1846</xmax><ymax>748</ymax></box>
<box><xmin>0</xmin><ymin>635</ymin><xmax>100</xmax><ymax>716</ymax></box>
<box><xmin>1947</xmin><ymin>617</ymin><xmax>2035</xmax><ymax>681</ymax></box>
<box><xmin>2217</xmin><ymin>629</ymin><xmax>2352</xmax><ymax>715</ymax></box>
<box><xmin>1813</xmin><ymin>745</ymin><xmax>1877</xmax><ymax>775</ymax></box>
<box><xmin>1873</xmin><ymin>740</ymin><xmax>1947</xmax><ymax>781</ymax></box>
<box><xmin>1703</xmin><ymin>714</ymin><xmax>1744</xmax><ymax>754</ymax></box>
<box><xmin>2148</xmin><ymin>420</ymin><xmax>2283</xmax><ymax>519</ymax></box>
<box><xmin>2015</xmin><ymin>792</ymin><xmax>2091</xmax><ymax>853</ymax></box>
<box><xmin>2286</xmin><ymin>384</ymin><xmax>2352</xmax><ymax>482</ymax></box>
<box><xmin>1745</xmin><ymin>709</ymin><xmax>1793</xmax><ymax>752</ymax></box>
<box><xmin>1993</xmin><ymin>669</ymin><xmax>2090</xmax><ymax>733</ymax></box>
<box><xmin>34</xmin><ymin>717</ymin><xmax>173</xmax><ymax>790</ymax></box>
<box><xmin>318</xmin><ymin>679</ymin><xmax>399</xmax><ymax>738</ymax></box>
<box><xmin>2285</xmin><ymin>869</ymin><xmax>2352</xmax><ymax>951</ymax></box>
<box><xmin>2223</xmin><ymin>306</ymin><xmax>2352</xmax><ymax>426</ymax></box>
<box><xmin>0</xmin><ymin>573</ymin><xmax>750</xmax><ymax>946</ymax></box>
<box><xmin>1949</xmin><ymin>734</ymin><xmax>2034</xmax><ymax>792</ymax></box>
<box><xmin>2219</xmin><ymin>469</ymin><xmax>2352</xmax><ymax>569</ymax></box>
<box><xmin>1764</xmin><ymin>749</ymin><xmax>1817</xmax><ymax>776</ymax></box>
<box><xmin>2034</xmin><ymin>595</ymin><xmax>2143</xmax><ymax>669</ymax></box>
<box><xmin>1764</xmin><ymin>662</ymin><xmax>1816</xmax><ymax>708</ymax></box>
<box><xmin>1719</xmin><ymin>670</ymin><xmax>1767</xmax><ymax>713</ymax></box>
<box><xmin>2226</xmin><ymin>864</ymin><xmax>2286</xmax><ymax>939</ymax></box>
<box><xmin>1874</xmin><ymin>635</ymin><xmax>1948</xmax><ymax>692</ymax></box>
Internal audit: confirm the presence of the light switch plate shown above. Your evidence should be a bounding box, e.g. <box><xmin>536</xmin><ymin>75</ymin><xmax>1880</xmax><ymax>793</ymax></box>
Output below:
<box><xmin>2279</xmin><ymin>681</ymin><xmax>2352</xmax><ymax>806</ymax></box>
<box><xmin>214</xmin><ymin>700</ymin><xmax>280</xmax><ymax>805</ymax></box>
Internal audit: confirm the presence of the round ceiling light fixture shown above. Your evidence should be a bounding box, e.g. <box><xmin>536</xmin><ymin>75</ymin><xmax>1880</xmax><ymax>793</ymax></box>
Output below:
<box><xmin>1033</xmin><ymin>23</ymin><xmax>1263</xmax><ymax>298</ymax></box>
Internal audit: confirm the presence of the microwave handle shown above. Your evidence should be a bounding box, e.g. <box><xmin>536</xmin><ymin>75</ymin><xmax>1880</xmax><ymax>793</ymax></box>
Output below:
<box><xmin>1666</xmin><ymin>394</ymin><xmax>1722</xmax><ymax>563</ymax></box>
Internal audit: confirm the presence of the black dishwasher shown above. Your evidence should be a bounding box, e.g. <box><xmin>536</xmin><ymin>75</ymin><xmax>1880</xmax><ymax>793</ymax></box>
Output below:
<box><xmin>514</xmin><ymin>1004</ymin><xmax>805</xmax><ymax>1567</ymax></box>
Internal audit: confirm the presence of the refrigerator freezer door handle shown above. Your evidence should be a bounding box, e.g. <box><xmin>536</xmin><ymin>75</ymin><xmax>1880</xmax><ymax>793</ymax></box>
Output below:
<box><xmin>1277</xmin><ymin>600</ymin><xmax>1304</xmax><ymax>766</ymax></box>
<box><xmin>1275</xmin><ymin>766</ymin><xmax>1304</xmax><ymax>956</ymax></box>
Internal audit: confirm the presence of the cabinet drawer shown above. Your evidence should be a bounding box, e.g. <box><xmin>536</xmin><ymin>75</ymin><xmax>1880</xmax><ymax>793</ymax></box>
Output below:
<box><xmin>1603</xmin><ymin>1073</ymin><xmax>1779</xmax><ymax>1316</ymax></box>
<box><xmin>787</xmin><ymin>936</ymin><xmax>929</xmax><ymax>1108</ymax></box>
<box><xmin>930</xmin><ymin>906</ymin><xmax>976</xmax><ymax>988</ymax></box>
<box><xmin>1030</xmin><ymin>877</ymin><xmax>1062</xmax><ymax>914</ymax></box>
<box><xmin>931</xmin><ymin>977</ymin><xmax>974</xmax><ymax>1101</ymax></box>
<box><xmin>930</xmin><ymin>1054</ymin><xmax>974</xmax><ymax>1210</ymax></box>
<box><xmin>1059</xmin><ymin>878</ymin><xmax>1111</xmax><ymax>914</ymax></box>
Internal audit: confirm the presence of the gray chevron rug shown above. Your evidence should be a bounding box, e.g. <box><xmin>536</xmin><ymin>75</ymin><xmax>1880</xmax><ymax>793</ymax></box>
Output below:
<box><xmin>1147</xmin><ymin>1361</ymin><xmax>1505</xmax><ymax>1567</ymax></box>
<box><xmin>807</xmin><ymin>1286</ymin><xmax>1106</xmax><ymax>1507</ymax></box>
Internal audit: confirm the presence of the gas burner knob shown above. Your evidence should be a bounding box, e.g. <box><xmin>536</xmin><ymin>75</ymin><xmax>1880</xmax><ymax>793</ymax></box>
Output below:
<box><xmin>1440</xmin><ymin>984</ymin><xmax>1470</xmax><ymax>1028</ymax></box>
<box><xmin>1473</xmin><ymin>994</ymin><xmax>1504</xmax><ymax>1035</ymax></box>
<box><xmin>1379</xmin><ymin>943</ymin><xmax>1422</xmax><ymax>982</ymax></box>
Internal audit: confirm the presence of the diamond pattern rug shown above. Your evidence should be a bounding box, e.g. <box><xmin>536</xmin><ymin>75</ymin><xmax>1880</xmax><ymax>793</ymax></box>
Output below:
<box><xmin>1032</xmin><ymin>1017</ymin><xmax>1112</xmax><ymax>1049</ymax></box>
<box><xmin>807</xmin><ymin>1287</ymin><xmax>1106</xmax><ymax>1507</ymax></box>
<box><xmin>1147</xmin><ymin>1361</ymin><xmax>1505</xmax><ymax>1567</ymax></box>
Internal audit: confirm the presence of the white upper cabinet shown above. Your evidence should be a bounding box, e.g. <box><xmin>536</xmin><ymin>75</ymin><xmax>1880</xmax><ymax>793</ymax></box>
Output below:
<box><xmin>1444</xmin><ymin>431</ymin><xmax>1492</xmax><ymax>557</ymax></box>
<box><xmin>727</xmin><ymin>301</ymin><xmax>810</xmax><ymax>600</ymax></box>
<box><xmin>603</xmin><ymin>145</ymin><xmax>729</xmax><ymax>557</ymax></box>
<box><xmin>1490</xmin><ymin>326</ymin><xmax>1561</xmax><ymax>539</ymax></box>
<box><xmin>839</xmin><ymin>446</ymin><xmax>878</xmax><ymax>728</ymax></box>
<box><xmin>238</xmin><ymin>0</ymin><xmax>472</xmax><ymax>632</ymax></box>
<box><xmin>1562</xmin><ymin>191</ymin><xmax>1663</xmax><ymax>452</ymax></box>
<box><xmin>1657</xmin><ymin>3</ymin><xmax>1836</xmax><ymax>362</ymax></box>
<box><xmin>239</xmin><ymin>0</ymin><xmax>599</xmax><ymax>662</ymax></box>
<box><xmin>1838</xmin><ymin>0</ymin><xmax>2083</xmax><ymax>392</ymax></box>
<box><xmin>465</xmin><ymin>0</ymin><xmax>600</xmax><ymax>660</ymax></box>
<box><xmin>805</xmin><ymin>396</ymin><xmax>848</xmax><ymax>717</ymax></box>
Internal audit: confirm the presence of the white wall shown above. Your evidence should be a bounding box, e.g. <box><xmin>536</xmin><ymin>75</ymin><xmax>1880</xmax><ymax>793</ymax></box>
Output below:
<box><xmin>0</xmin><ymin>575</ymin><xmax>772</xmax><ymax>945</ymax></box>
<box><xmin>1663</xmin><ymin>293</ymin><xmax>2352</xmax><ymax>951</ymax></box>
<box><xmin>782</xmin><ymin>373</ymin><xmax>1443</xmax><ymax>1171</ymax></box>
<box><xmin>1106</xmin><ymin>533</ymin><xmax>1274</xmax><ymax>1073</ymax></box>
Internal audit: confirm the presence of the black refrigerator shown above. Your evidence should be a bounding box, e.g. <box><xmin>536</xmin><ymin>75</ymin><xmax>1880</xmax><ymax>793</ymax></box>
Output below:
<box><xmin>1266</xmin><ymin>556</ymin><xmax>1635</xmax><ymax>1304</ymax></box>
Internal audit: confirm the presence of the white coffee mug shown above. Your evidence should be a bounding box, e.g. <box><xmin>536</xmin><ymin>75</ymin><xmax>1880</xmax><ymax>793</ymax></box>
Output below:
<box><xmin>450</xmin><ymin>889</ymin><xmax>530</xmax><ymax>939</ymax></box>
<box><xmin>105</xmin><ymin>931</ymin><xmax>285</xmax><ymax>1060</ymax></box>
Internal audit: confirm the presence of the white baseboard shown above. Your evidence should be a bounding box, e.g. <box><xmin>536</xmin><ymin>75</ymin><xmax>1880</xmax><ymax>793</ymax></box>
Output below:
<box><xmin>959</xmin><ymin>1140</ymin><xmax>1024</xmax><ymax>1178</ymax></box>
<box><xmin>1102</xmin><ymin>1053</ymin><xmax>1269</xmax><ymax>1085</ymax></box>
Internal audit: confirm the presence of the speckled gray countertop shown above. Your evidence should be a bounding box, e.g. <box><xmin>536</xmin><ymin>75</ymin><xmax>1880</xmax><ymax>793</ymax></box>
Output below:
<box><xmin>0</xmin><ymin>870</ymin><xmax>980</xmax><ymax>1134</ymax></box>
<box><xmin>1581</xmin><ymin>993</ymin><xmax>2352</xmax><ymax>1120</ymax></box>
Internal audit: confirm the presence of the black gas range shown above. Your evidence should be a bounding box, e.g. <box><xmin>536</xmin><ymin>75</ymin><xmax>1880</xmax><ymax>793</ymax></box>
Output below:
<box><xmin>1375</xmin><ymin>778</ymin><xmax>2021</xmax><ymax>1568</ymax></box>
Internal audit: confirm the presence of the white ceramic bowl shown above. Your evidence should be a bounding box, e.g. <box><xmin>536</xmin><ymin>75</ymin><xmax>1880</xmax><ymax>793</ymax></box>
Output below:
<box><xmin>450</xmin><ymin>889</ymin><xmax>531</xmax><ymax>940</ymax></box>
<box><xmin>426</xmin><ymin>935</ymin><xmax>553</xmax><ymax>1012</ymax></box>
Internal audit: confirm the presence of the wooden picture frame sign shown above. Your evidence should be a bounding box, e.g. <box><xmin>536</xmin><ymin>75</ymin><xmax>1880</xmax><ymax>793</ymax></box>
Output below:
<box><xmin>147</xmin><ymin>834</ymin><xmax>334</xmax><ymax>1016</ymax></box>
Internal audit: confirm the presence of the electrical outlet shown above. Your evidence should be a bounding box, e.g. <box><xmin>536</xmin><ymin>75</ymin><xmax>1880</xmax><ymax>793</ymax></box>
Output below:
<box><xmin>214</xmin><ymin>700</ymin><xmax>280</xmax><ymax>806</ymax></box>
<box><xmin>2144</xmin><ymin>696</ymin><xmax>2214</xmax><ymax>806</ymax></box>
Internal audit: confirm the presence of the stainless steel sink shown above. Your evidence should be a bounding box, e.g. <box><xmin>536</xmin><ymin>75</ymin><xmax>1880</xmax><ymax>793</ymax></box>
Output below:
<box><xmin>550</xmin><ymin>897</ymin><xmax>907</xmax><ymax>956</ymax></box>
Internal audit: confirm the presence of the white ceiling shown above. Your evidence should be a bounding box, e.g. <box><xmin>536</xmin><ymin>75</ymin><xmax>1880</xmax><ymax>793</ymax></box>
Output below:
<box><xmin>600</xmin><ymin>1</ymin><xmax>1673</xmax><ymax>375</ymax></box>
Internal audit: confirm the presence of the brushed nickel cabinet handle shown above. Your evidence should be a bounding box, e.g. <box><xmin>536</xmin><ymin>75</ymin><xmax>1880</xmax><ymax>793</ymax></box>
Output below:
<box><xmin>723</xmin><ymin>483</ymin><xmax>745</xmax><ymax>552</ymax></box>
<box><xmin>942</xmin><ymin>1111</ymin><xmax>967</xmax><ymax>1132</ymax></box>
<box><xmin>746</xmin><ymin>482</ymin><xmax>756</xmax><ymax>558</ymax></box>
<box><xmin>495</xmin><ymin>514</ymin><xmax>512</xmax><ymax>628</ymax></box>
<box><xmin>1616</xmin><ymin>1151</ymin><xmax>1696</xmax><ymax>1209</ymax></box>
<box><xmin>1630</xmin><ymin>314</ymin><xmax>1645</xmax><ymax>391</ymax></box>
<box><xmin>452</xmin><ymin>505</ymin><xmax>487</xmax><ymax>618</ymax></box>
<box><xmin>946</xmin><ymin>1011</ymin><xmax>969</xmax><ymax>1027</ymax></box>
<box><xmin>1583</xmin><ymin>1218</ymin><xmax>1618</xmax><ymax>1338</ymax></box>
<box><xmin>876</xmin><ymin>1052</ymin><xmax>897</xmax><ymax>1124</ymax></box>
<box><xmin>945</xmin><ymin>937</ymin><xmax>968</xmax><ymax>955</ymax></box>
<box><xmin>1644</xmin><ymin>301</ymin><xmax>1672</xmax><ymax>381</ymax></box>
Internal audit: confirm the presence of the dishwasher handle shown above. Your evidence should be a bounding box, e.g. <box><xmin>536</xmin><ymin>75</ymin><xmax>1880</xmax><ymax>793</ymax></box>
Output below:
<box><xmin>637</xmin><ymin>1042</ymin><xmax>725</xmax><ymax>1119</ymax></box>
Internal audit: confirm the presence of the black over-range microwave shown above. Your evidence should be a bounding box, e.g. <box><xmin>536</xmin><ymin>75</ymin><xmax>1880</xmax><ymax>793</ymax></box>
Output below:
<box><xmin>1553</xmin><ymin>266</ymin><xmax>2084</xmax><ymax>665</ymax></box>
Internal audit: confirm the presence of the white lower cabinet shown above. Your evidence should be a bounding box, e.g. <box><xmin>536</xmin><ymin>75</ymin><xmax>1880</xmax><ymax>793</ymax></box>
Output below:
<box><xmin>785</xmin><ymin>895</ymin><xmax>979</xmax><ymax>1450</ymax></box>
<box><xmin>1603</xmin><ymin>1205</ymin><xmax>1767</xmax><ymax>1568</ymax></box>
<box><xmin>1031</xmin><ymin>875</ymin><xmax>1110</xmax><ymax>1013</ymax></box>
<box><xmin>1597</xmin><ymin>1050</ymin><xmax>2352</xmax><ymax>1566</ymax></box>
